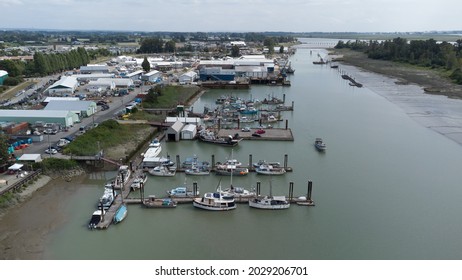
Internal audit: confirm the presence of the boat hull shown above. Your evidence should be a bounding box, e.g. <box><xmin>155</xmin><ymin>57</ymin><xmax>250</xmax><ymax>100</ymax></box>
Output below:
<box><xmin>113</xmin><ymin>204</ymin><xmax>128</xmax><ymax>224</ymax></box>
<box><xmin>249</xmin><ymin>198</ymin><xmax>290</xmax><ymax>210</ymax></box>
<box><xmin>193</xmin><ymin>200</ymin><xmax>237</xmax><ymax>211</ymax></box>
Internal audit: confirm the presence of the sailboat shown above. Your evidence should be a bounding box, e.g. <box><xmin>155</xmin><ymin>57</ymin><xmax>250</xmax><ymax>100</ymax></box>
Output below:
<box><xmin>221</xmin><ymin>150</ymin><xmax>255</xmax><ymax>199</ymax></box>
<box><xmin>249</xmin><ymin>179</ymin><xmax>290</xmax><ymax>210</ymax></box>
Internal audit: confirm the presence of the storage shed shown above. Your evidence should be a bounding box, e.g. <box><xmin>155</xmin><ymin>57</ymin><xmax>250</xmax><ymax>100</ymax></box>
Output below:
<box><xmin>181</xmin><ymin>124</ymin><xmax>197</xmax><ymax>140</ymax></box>
<box><xmin>166</xmin><ymin>120</ymin><xmax>184</xmax><ymax>142</ymax></box>
<box><xmin>18</xmin><ymin>154</ymin><xmax>42</xmax><ymax>163</ymax></box>
<box><xmin>179</xmin><ymin>71</ymin><xmax>198</xmax><ymax>84</ymax></box>
<box><xmin>141</xmin><ymin>70</ymin><xmax>161</xmax><ymax>83</ymax></box>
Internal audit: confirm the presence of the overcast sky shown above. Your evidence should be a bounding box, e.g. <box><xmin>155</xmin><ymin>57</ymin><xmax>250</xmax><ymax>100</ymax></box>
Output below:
<box><xmin>0</xmin><ymin>0</ymin><xmax>460</xmax><ymax>33</ymax></box>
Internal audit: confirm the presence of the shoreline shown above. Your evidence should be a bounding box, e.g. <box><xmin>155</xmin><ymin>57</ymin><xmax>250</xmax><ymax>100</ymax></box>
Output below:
<box><xmin>332</xmin><ymin>49</ymin><xmax>462</xmax><ymax>146</ymax></box>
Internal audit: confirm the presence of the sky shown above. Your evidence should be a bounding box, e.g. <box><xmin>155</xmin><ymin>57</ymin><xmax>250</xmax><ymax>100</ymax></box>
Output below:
<box><xmin>0</xmin><ymin>0</ymin><xmax>460</xmax><ymax>33</ymax></box>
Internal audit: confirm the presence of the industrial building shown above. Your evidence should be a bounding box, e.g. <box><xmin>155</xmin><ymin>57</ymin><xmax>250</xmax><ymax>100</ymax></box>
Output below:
<box><xmin>141</xmin><ymin>70</ymin><xmax>162</xmax><ymax>83</ymax></box>
<box><xmin>79</xmin><ymin>64</ymin><xmax>110</xmax><ymax>74</ymax></box>
<box><xmin>44</xmin><ymin>100</ymin><xmax>97</xmax><ymax>118</ymax></box>
<box><xmin>0</xmin><ymin>110</ymin><xmax>79</xmax><ymax>127</ymax></box>
<box><xmin>179</xmin><ymin>71</ymin><xmax>198</xmax><ymax>84</ymax></box>
<box><xmin>46</xmin><ymin>76</ymin><xmax>78</xmax><ymax>96</ymax></box>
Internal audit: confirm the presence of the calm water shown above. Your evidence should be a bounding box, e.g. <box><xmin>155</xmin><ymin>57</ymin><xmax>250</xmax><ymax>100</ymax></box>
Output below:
<box><xmin>44</xmin><ymin>43</ymin><xmax>462</xmax><ymax>260</ymax></box>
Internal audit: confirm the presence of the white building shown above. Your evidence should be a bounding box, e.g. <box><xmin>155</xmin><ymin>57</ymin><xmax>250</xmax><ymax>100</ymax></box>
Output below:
<box><xmin>141</xmin><ymin>70</ymin><xmax>162</xmax><ymax>83</ymax></box>
<box><xmin>179</xmin><ymin>71</ymin><xmax>198</xmax><ymax>84</ymax></box>
<box><xmin>166</xmin><ymin>120</ymin><xmax>184</xmax><ymax>142</ymax></box>
<box><xmin>0</xmin><ymin>110</ymin><xmax>79</xmax><ymax>127</ymax></box>
<box><xmin>80</xmin><ymin>64</ymin><xmax>109</xmax><ymax>74</ymax></box>
<box><xmin>181</xmin><ymin>124</ymin><xmax>197</xmax><ymax>140</ymax></box>
<box><xmin>46</xmin><ymin>76</ymin><xmax>78</xmax><ymax>96</ymax></box>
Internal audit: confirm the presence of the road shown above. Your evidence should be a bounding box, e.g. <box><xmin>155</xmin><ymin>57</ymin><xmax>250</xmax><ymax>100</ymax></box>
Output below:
<box><xmin>19</xmin><ymin>87</ymin><xmax>145</xmax><ymax>158</ymax></box>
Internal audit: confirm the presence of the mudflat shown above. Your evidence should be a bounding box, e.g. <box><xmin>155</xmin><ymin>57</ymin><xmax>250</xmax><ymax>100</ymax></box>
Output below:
<box><xmin>333</xmin><ymin>48</ymin><xmax>462</xmax><ymax>99</ymax></box>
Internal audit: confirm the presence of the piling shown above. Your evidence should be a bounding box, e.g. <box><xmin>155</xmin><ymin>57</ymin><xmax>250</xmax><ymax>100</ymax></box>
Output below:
<box><xmin>289</xmin><ymin>182</ymin><xmax>294</xmax><ymax>201</ymax></box>
<box><xmin>193</xmin><ymin>182</ymin><xmax>198</xmax><ymax>196</ymax></box>
<box><xmin>211</xmin><ymin>154</ymin><xmax>215</xmax><ymax>168</ymax></box>
<box><xmin>249</xmin><ymin>154</ymin><xmax>253</xmax><ymax>171</ymax></box>
<box><xmin>307</xmin><ymin>181</ymin><xmax>313</xmax><ymax>201</ymax></box>
<box><xmin>256</xmin><ymin>181</ymin><xmax>261</xmax><ymax>196</ymax></box>
<box><xmin>176</xmin><ymin>155</ymin><xmax>181</xmax><ymax>170</ymax></box>
<box><xmin>284</xmin><ymin>154</ymin><xmax>288</xmax><ymax>169</ymax></box>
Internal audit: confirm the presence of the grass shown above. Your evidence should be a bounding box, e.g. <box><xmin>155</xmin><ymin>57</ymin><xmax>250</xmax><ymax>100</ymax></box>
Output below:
<box><xmin>63</xmin><ymin>119</ymin><xmax>152</xmax><ymax>156</ymax></box>
<box><xmin>1</xmin><ymin>80</ymin><xmax>36</xmax><ymax>99</ymax></box>
<box><xmin>142</xmin><ymin>85</ymin><xmax>200</xmax><ymax>108</ymax></box>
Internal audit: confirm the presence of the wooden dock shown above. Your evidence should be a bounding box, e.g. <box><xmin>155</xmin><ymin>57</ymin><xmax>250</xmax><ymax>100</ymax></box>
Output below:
<box><xmin>217</xmin><ymin>128</ymin><xmax>294</xmax><ymax>141</ymax></box>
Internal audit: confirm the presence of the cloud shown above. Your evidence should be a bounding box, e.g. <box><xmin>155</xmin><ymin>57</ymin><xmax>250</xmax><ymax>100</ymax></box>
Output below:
<box><xmin>0</xmin><ymin>0</ymin><xmax>23</xmax><ymax>7</ymax></box>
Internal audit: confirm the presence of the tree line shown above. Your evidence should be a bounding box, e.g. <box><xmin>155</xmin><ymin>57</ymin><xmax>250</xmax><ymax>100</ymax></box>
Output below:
<box><xmin>0</xmin><ymin>47</ymin><xmax>91</xmax><ymax>83</ymax></box>
<box><xmin>335</xmin><ymin>38</ymin><xmax>462</xmax><ymax>84</ymax></box>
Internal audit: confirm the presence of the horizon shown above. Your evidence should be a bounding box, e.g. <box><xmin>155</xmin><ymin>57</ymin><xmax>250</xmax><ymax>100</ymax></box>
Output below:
<box><xmin>0</xmin><ymin>0</ymin><xmax>459</xmax><ymax>33</ymax></box>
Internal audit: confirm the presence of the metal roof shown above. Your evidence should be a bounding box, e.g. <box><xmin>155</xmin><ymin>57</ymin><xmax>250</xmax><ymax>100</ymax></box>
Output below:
<box><xmin>0</xmin><ymin>109</ymin><xmax>73</xmax><ymax>118</ymax></box>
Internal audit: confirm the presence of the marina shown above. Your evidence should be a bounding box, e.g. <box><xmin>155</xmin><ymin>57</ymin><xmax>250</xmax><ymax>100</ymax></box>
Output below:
<box><xmin>38</xmin><ymin>43</ymin><xmax>462</xmax><ymax>260</ymax></box>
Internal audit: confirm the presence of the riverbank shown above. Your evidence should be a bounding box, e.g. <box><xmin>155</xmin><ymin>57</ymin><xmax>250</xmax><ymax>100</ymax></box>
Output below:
<box><xmin>331</xmin><ymin>48</ymin><xmax>462</xmax><ymax>146</ymax></box>
<box><xmin>332</xmin><ymin>48</ymin><xmax>462</xmax><ymax>99</ymax></box>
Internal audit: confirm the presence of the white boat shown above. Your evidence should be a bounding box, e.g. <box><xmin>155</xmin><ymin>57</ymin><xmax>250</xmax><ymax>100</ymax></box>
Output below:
<box><xmin>253</xmin><ymin>160</ymin><xmax>281</xmax><ymax>168</ymax></box>
<box><xmin>98</xmin><ymin>188</ymin><xmax>115</xmax><ymax>210</ymax></box>
<box><xmin>130</xmin><ymin>174</ymin><xmax>148</xmax><ymax>191</ymax></box>
<box><xmin>148</xmin><ymin>165</ymin><xmax>176</xmax><ymax>177</ymax></box>
<box><xmin>249</xmin><ymin>195</ymin><xmax>290</xmax><ymax>209</ymax></box>
<box><xmin>248</xmin><ymin>180</ymin><xmax>290</xmax><ymax>210</ymax></box>
<box><xmin>167</xmin><ymin>186</ymin><xmax>199</xmax><ymax>197</ymax></box>
<box><xmin>255</xmin><ymin>164</ymin><xmax>286</xmax><ymax>176</ymax></box>
<box><xmin>117</xmin><ymin>165</ymin><xmax>131</xmax><ymax>185</ymax></box>
<box><xmin>88</xmin><ymin>209</ymin><xmax>105</xmax><ymax>230</ymax></box>
<box><xmin>193</xmin><ymin>182</ymin><xmax>237</xmax><ymax>211</ymax></box>
<box><xmin>314</xmin><ymin>138</ymin><xmax>326</xmax><ymax>151</ymax></box>
<box><xmin>113</xmin><ymin>204</ymin><xmax>128</xmax><ymax>224</ymax></box>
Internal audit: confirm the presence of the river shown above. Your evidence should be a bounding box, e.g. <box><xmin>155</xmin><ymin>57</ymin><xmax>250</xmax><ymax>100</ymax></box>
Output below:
<box><xmin>41</xmin><ymin>40</ymin><xmax>462</xmax><ymax>260</ymax></box>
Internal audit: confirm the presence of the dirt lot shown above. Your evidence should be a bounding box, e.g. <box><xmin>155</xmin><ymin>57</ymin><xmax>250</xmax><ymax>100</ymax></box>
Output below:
<box><xmin>331</xmin><ymin>49</ymin><xmax>462</xmax><ymax>99</ymax></box>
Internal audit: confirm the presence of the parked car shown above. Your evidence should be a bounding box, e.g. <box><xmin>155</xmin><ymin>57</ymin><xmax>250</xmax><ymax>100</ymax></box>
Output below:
<box><xmin>43</xmin><ymin>128</ymin><xmax>57</xmax><ymax>135</ymax></box>
<box><xmin>101</xmin><ymin>104</ymin><xmax>110</xmax><ymax>111</ymax></box>
<box><xmin>45</xmin><ymin>148</ymin><xmax>58</xmax><ymax>154</ymax></box>
<box><xmin>255</xmin><ymin>128</ymin><xmax>266</xmax><ymax>134</ymax></box>
<box><xmin>241</xmin><ymin>127</ymin><xmax>251</xmax><ymax>132</ymax></box>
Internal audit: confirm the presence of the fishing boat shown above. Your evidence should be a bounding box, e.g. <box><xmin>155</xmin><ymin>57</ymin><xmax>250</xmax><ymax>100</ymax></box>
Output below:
<box><xmin>255</xmin><ymin>164</ymin><xmax>286</xmax><ymax>175</ymax></box>
<box><xmin>117</xmin><ymin>165</ymin><xmax>131</xmax><ymax>185</ymax></box>
<box><xmin>314</xmin><ymin>138</ymin><xmax>327</xmax><ymax>151</ymax></box>
<box><xmin>198</xmin><ymin>129</ymin><xmax>242</xmax><ymax>147</ymax></box>
<box><xmin>148</xmin><ymin>165</ymin><xmax>176</xmax><ymax>177</ymax></box>
<box><xmin>193</xmin><ymin>181</ymin><xmax>237</xmax><ymax>211</ymax></box>
<box><xmin>130</xmin><ymin>174</ymin><xmax>147</xmax><ymax>191</ymax></box>
<box><xmin>253</xmin><ymin>160</ymin><xmax>281</xmax><ymax>168</ymax></box>
<box><xmin>88</xmin><ymin>209</ymin><xmax>105</xmax><ymax>230</ymax></box>
<box><xmin>249</xmin><ymin>180</ymin><xmax>290</xmax><ymax>210</ymax></box>
<box><xmin>215</xmin><ymin>164</ymin><xmax>249</xmax><ymax>176</ymax></box>
<box><xmin>113</xmin><ymin>204</ymin><xmax>128</xmax><ymax>224</ymax></box>
<box><xmin>185</xmin><ymin>164</ymin><xmax>210</xmax><ymax>176</ymax></box>
<box><xmin>143</xmin><ymin>195</ymin><xmax>177</xmax><ymax>208</ymax></box>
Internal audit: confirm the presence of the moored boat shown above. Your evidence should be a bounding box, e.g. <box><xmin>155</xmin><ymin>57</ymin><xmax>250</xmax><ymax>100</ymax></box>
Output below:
<box><xmin>198</xmin><ymin>129</ymin><xmax>242</xmax><ymax>147</ymax></box>
<box><xmin>255</xmin><ymin>164</ymin><xmax>286</xmax><ymax>175</ymax></box>
<box><xmin>143</xmin><ymin>195</ymin><xmax>177</xmax><ymax>208</ymax></box>
<box><xmin>167</xmin><ymin>186</ymin><xmax>199</xmax><ymax>197</ymax></box>
<box><xmin>193</xmin><ymin>182</ymin><xmax>237</xmax><ymax>211</ymax></box>
<box><xmin>215</xmin><ymin>164</ymin><xmax>249</xmax><ymax>176</ymax></box>
<box><xmin>148</xmin><ymin>165</ymin><xmax>176</xmax><ymax>177</ymax></box>
<box><xmin>88</xmin><ymin>209</ymin><xmax>105</xmax><ymax>230</ymax></box>
<box><xmin>314</xmin><ymin>138</ymin><xmax>326</xmax><ymax>151</ymax></box>
<box><xmin>249</xmin><ymin>180</ymin><xmax>290</xmax><ymax>210</ymax></box>
<box><xmin>130</xmin><ymin>174</ymin><xmax>148</xmax><ymax>191</ymax></box>
<box><xmin>113</xmin><ymin>204</ymin><xmax>128</xmax><ymax>224</ymax></box>
<box><xmin>185</xmin><ymin>165</ymin><xmax>210</xmax><ymax>176</ymax></box>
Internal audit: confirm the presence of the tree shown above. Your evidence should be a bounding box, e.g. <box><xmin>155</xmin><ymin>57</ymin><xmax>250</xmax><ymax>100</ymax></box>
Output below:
<box><xmin>279</xmin><ymin>46</ymin><xmax>284</xmax><ymax>54</ymax></box>
<box><xmin>141</xmin><ymin>57</ymin><xmax>151</xmax><ymax>72</ymax></box>
<box><xmin>231</xmin><ymin>45</ymin><xmax>240</xmax><ymax>57</ymax></box>
<box><xmin>164</xmin><ymin>40</ymin><xmax>176</xmax><ymax>53</ymax></box>
<box><xmin>0</xmin><ymin>134</ymin><xmax>11</xmax><ymax>166</ymax></box>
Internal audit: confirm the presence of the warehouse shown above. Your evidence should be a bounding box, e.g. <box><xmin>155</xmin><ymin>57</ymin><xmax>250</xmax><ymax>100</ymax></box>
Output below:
<box><xmin>179</xmin><ymin>71</ymin><xmax>198</xmax><ymax>84</ymax></box>
<box><xmin>0</xmin><ymin>110</ymin><xmax>79</xmax><ymax>127</ymax></box>
<box><xmin>166</xmin><ymin>120</ymin><xmax>184</xmax><ymax>142</ymax></box>
<box><xmin>141</xmin><ymin>70</ymin><xmax>162</xmax><ymax>83</ymax></box>
<box><xmin>44</xmin><ymin>100</ymin><xmax>97</xmax><ymax>118</ymax></box>
<box><xmin>46</xmin><ymin>76</ymin><xmax>78</xmax><ymax>96</ymax></box>
<box><xmin>79</xmin><ymin>64</ymin><xmax>109</xmax><ymax>74</ymax></box>
<box><xmin>180</xmin><ymin>124</ymin><xmax>197</xmax><ymax>140</ymax></box>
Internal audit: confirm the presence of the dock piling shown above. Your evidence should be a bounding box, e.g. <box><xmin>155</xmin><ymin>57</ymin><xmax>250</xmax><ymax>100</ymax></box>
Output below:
<box><xmin>256</xmin><ymin>181</ymin><xmax>261</xmax><ymax>196</ymax></box>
